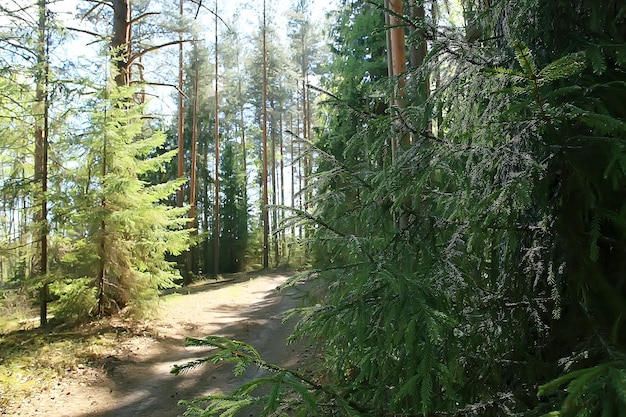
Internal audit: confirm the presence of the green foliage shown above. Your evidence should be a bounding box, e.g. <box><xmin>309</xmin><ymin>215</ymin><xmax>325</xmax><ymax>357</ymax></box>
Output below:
<box><xmin>54</xmin><ymin>85</ymin><xmax>190</xmax><ymax>319</ymax></box>
<box><xmin>172</xmin><ymin>335</ymin><xmax>366</xmax><ymax>417</ymax></box>
<box><xmin>218</xmin><ymin>141</ymin><xmax>248</xmax><ymax>273</ymax></box>
<box><xmin>177</xmin><ymin>1</ymin><xmax>626</xmax><ymax>416</ymax></box>
<box><xmin>538</xmin><ymin>361</ymin><xmax>626</xmax><ymax>417</ymax></box>
<box><xmin>50</xmin><ymin>278</ymin><xmax>98</xmax><ymax>322</ymax></box>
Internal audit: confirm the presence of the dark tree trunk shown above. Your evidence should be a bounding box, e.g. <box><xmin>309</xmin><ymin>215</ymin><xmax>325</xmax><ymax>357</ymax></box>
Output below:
<box><xmin>271</xmin><ymin>99</ymin><xmax>279</xmax><ymax>266</ymax></box>
<box><xmin>111</xmin><ymin>0</ymin><xmax>131</xmax><ymax>87</ymax></box>
<box><xmin>35</xmin><ymin>0</ymin><xmax>49</xmax><ymax>326</ymax></box>
<box><xmin>188</xmin><ymin>51</ymin><xmax>199</xmax><ymax>278</ymax></box>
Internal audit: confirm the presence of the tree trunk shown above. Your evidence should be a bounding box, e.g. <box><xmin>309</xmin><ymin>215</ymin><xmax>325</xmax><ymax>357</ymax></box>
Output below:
<box><xmin>279</xmin><ymin>108</ymin><xmax>285</xmax><ymax>258</ymax></box>
<box><xmin>111</xmin><ymin>0</ymin><xmax>131</xmax><ymax>87</ymax></box>
<box><xmin>297</xmin><ymin>126</ymin><xmax>303</xmax><ymax>240</ymax></box>
<box><xmin>97</xmin><ymin>0</ymin><xmax>131</xmax><ymax>316</ymax></box>
<box><xmin>290</xmin><ymin>112</ymin><xmax>296</xmax><ymax>239</ymax></box>
<box><xmin>408</xmin><ymin>0</ymin><xmax>427</xmax><ymax>71</ymax></box>
<box><xmin>262</xmin><ymin>0</ymin><xmax>269</xmax><ymax>269</ymax></box>
<box><xmin>177</xmin><ymin>0</ymin><xmax>185</xmax><ymax>208</ymax></box>
<box><xmin>240</xmin><ymin>79</ymin><xmax>247</xmax><ymax>212</ymax></box>
<box><xmin>176</xmin><ymin>0</ymin><xmax>190</xmax><ymax>282</ymax></box>
<box><xmin>408</xmin><ymin>0</ymin><xmax>429</xmax><ymax>107</ymax></box>
<box><xmin>98</xmin><ymin>137</ymin><xmax>107</xmax><ymax>317</ymax></box>
<box><xmin>384</xmin><ymin>0</ymin><xmax>394</xmax><ymax>79</ymax></box>
<box><xmin>188</xmin><ymin>50</ymin><xmax>199</xmax><ymax>277</ymax></box>
<box><xmin>271</xmin><ymin>100</ymin><xmax>279</xmax><ymax>267</ymax></box>
<box><xmin>387</xmin><ymin>0</ymin><xmax>408</xmax><ymax>155</ymax></box>
<box><xmin>301</xmin><ymin>43</ymin><xmax>308</xmax><ymax>244</ymax></box>
<box><xmin>35</xmin><ymin>0</ymin><xmax>49</xmax><ymax>326</ymax></box>
<box><xmin>203</xmin><ymin>131</ymin><xmax>210</xmax><ymax>274</ymax></box>
<box><xmin>213</xmin><ymin>0</ymin><xmax>220</xmax><ymax>277</ymax></box>
<box><xmin>386</xmin><ymin>0</ymin><xmax>410</xmax><ymax>229</ymax></box>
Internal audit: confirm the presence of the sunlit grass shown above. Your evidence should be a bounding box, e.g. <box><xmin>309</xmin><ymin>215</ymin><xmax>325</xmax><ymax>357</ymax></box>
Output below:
<box><xmin>0</xmin><ymin>323</ymin><xmax>132</xmax><ymax>412</ymax></box>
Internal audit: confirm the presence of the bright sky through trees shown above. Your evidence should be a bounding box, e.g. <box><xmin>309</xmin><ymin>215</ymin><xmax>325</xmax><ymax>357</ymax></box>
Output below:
<box><xmin>48</xmin><ymin>0</ymin><xmax>336</xmax><ymax>117</ymax></box>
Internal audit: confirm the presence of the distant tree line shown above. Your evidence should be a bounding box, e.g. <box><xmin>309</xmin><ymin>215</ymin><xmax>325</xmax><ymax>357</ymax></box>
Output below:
<box><xmin>0</xmin><ymin>0</ymin><xmax>322</xmax><ymax>325</ymax></box>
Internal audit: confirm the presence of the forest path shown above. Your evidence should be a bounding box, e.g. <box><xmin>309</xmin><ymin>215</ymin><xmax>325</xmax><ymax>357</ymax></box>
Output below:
<box><xmin>10</xmin><ymin>272</ymin><xmax>310</xmax><ymax>417</ymax></box>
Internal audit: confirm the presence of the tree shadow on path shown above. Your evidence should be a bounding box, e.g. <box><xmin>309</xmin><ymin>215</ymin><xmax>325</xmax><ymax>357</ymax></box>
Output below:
<box><xmin>77</xmin><ymin>273</ymin><xmax>312</xmax><ymax>417</ymax></box>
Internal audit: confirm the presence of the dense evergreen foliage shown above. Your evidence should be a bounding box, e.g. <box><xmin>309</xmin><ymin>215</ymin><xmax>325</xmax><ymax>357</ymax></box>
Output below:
<box><xmin>58</xmin><ymin>86</ymin><xmax>189</xmax><ymax>318</ymax></box>
<box><xmin>176</xmin><ymin>0</ymin><xmax>626</xmax><ymax>416</ymax></box>
<box><xmin>219</xmin><ymin>140</ymin><xmax>248</xmax><ymax>272</ymax></box>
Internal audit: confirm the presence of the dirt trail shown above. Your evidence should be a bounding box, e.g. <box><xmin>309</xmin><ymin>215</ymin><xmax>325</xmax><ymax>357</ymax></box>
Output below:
<box><xmin>10</xmin><ymin>273</ymin><xmax>309</xmax><ymax>417</ymax></box>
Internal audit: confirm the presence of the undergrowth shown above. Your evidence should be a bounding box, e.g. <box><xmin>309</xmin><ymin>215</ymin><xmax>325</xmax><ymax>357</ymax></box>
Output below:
<box><xmin>0</xmin><ymin>321</ymin><xmax>137</xmax><ymax>412</ymax></box>
<box><xmin>0</xmin><ymin>289</ymin><xmax>35</xmax><ymax>334</ymax></box>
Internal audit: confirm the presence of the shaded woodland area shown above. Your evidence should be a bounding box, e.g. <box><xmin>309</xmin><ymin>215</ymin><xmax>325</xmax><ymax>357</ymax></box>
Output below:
<box><xmin>2</xmin><ymin>0</ymin><xmax>626</xmax><ymax>416</ymax></box>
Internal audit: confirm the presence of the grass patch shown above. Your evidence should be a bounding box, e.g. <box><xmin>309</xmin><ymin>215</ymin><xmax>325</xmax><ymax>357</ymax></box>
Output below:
<box><xmin>0</xmin><ymin>321</ymin><xmax>138</xmax><ymax>412</ymax></box>
<box><xmin>0</xmin><ymin>289</ymin><xmax>36</xmax><ymax>335</ymax></box>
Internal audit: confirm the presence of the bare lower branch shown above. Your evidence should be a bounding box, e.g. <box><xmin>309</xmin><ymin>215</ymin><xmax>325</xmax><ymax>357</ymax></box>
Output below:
<box><xmin>129</xmin><ymin>81</ymin><xmax>189</xmax><ymax>99</ymax></box>
<box><xmin>128</xmin><ymin>39</ymin><xmax>195</xmax><ymax>67</ymax></box>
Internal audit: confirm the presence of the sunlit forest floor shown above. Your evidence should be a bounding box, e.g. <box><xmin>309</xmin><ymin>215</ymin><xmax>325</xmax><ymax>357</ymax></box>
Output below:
<box><xmin>0</xmin><ymin>272</ymin><xmax>312</xmax><ymax>417</ymax></box>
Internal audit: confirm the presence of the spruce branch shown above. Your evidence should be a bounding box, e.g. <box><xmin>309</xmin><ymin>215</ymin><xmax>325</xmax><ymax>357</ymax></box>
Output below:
<box><xmin>306</xmin><ymin>83</ymin><xmax>372</xmax><ymax>118</ymax></box>
<box><xmin>172</xmin><ymin>336</ymin><xmax>370</xmax><ymax>416</ymax></box>
<box><xmin>513</xmin><ymin>42</ymin><xmax>551</xmax><ymax>125</ymax></box>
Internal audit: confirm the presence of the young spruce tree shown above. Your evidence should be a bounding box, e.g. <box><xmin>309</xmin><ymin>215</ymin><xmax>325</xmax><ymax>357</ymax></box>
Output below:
<box><xmin>54</xmin><ymin>86</ymin><xmax>189</xmax><ymax>319</ymax></box>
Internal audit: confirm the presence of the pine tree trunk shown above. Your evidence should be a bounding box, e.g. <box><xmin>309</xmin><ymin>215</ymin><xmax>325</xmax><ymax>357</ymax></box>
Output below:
<box><xmin>261</xmin><ymin>0</ymin><xmax>269</xmax><ymax>269</ymax></box>
<box><xmin>279</xmin><ymin>109</ymin><xmax>285</xmax><ymax>258</ymax></box>
<box><xmin>98</xmin><ymin>141</ymin><xmax>107</xmax><ymax>316</ymax></box>
<box><xmin>271</xmin><ymin>100</ymin><xmax>279</xmax><ymax>267</ymax></box>
<box><xmin>188</xmin><ymin>52</ymin><xmax>199</xmax><ymax>277</ymax></box>
<box><xmin>386</xmin><ymin>0</ymin><xmax>411</xmax><ymax>230</ymax></box>
<box><xmin>290</xmin><ymin>112</ymin><xmax>296</xmax><ymax>239</ymax></box>
<box><xmin>384</xmin><ymin>0</ymin><xmax>393</xmax><ymax>79</ymax></box>
<box><xmin>35</xmin><ymin>0</ymin><xmax>49</xmax><ymax>326</ymax></box>
<box><xmin>213</xmin><ymin>0</ymin><xmax>220</xmax><ymax>277</ymax></box>
<box><xmin>176</xmin><ymin>0</ymin><xmax>190</xmax><ymax>282</ymax></box>
<box><xmin>387</xmin><ymin>0</ymin><xmax>408</xmax><ymax>155</ymax></box>
<box><xmin>97</xmin><ymin>0</ymin><xmax>131</xmax><ymax>316</ymax></box>
<box><xmin>301</xmin><ymin>49</ymin><xmax>308</xmax><ymax>244</ymax></box>
<box><xmin>407</xmin><ymin>0</ymin><xmax>426</xmax><ymax>71</ymax></box>
<box><xmin>297</xmin><ymin>128</ymin><xmax>303</xmax><ymax>240</ymax></box>
<box><xmin>111</xmin><ymin>0</ymin><xmax>131</xmax><ymax>87</ymax></box>
<box><xmin>177</xmin><ymin>0</ymin><xmax>185</xmax><ymax>208</ymax></box>
<box><xmin>203</xmin><ymin>135</ymin><xmax>210</xmax><ymax>274</ymax></box>
<box><xmin>240</xmin><ymin>79</ymin><xmax>247</xmax><ymax>215</ymax></box>
<box><xmin>408</xmin><ymin>0</ymin><xmax>429</xmax><ymax>106</ymax></box>
<box><xmin>432</xmin><ymin>1</ymin><xmax>442</xmax><ymax>135</ymax></box>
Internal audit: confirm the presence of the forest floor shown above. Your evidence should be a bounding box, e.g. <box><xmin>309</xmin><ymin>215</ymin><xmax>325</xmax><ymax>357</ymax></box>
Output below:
<box><xmin>1</xmin><ymin>272</ymin><xmax>315</xmax><ymax>417</ymax></box>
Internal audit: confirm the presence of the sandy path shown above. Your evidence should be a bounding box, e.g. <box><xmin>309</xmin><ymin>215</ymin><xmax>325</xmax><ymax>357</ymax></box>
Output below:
<box><xmin>11</xmin><ymin>273</ymin><xmax>309</xmax><ymax>417</ymax></box>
